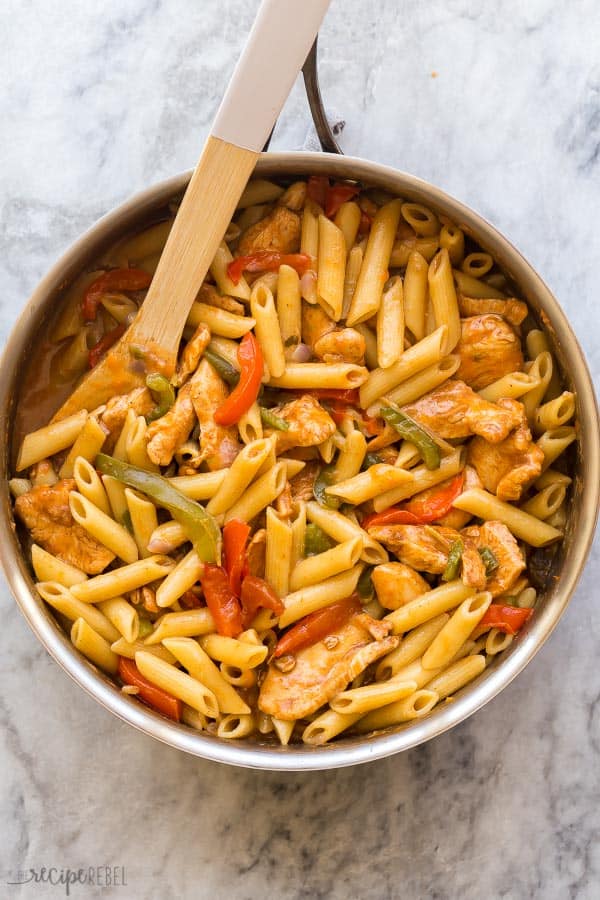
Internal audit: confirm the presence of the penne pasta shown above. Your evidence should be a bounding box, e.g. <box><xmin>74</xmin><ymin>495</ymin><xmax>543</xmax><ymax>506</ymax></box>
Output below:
<box><xmin>452</xmin><ymin>487</ymin><xmax>563</xmax><ymax>546</ymax></box>
<box><xmin>347</xmin><ymin>199</ymin><xmax>403</xmax><ymax>325</ymax></box>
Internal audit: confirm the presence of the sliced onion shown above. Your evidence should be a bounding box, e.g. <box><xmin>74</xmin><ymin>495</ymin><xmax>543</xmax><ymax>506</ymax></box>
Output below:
<box><xmin>300</xmin><ymin>269</ymin><xmax>318</xmax><ymax>304</ymax></box>
<box><xmin>290</xmin><ymin>342</ymin><xmax>312</xmax><ymax>363</ymax></box>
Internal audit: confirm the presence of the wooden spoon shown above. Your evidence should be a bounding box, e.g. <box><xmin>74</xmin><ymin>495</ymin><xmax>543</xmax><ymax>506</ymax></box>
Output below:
<box><xmin>54</xmin><ymin>0</ymin><xmax>331</xmax><ymax>421</ymax></box>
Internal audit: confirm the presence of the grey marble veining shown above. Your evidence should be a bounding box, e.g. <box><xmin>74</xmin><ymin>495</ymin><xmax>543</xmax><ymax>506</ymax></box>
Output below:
<box><xmin>1</xmin><ymin>1</ymin><xmax>599</xmax><ymax>898</ymax></box>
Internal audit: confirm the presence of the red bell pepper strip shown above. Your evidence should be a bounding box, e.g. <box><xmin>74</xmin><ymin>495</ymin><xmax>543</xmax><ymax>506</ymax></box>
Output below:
<box><xmin>474</xmin><ymin>604</ymin><xmax>533</xmax><ymax>638</ymax></box>
<box><xmin>118</xmin><ymin>657</ymin><xmax>182</xmax><ymax>722</ymax></box>
<box><xmin>88</xmin><ymin>323</ymin><xmax>126</xmax><ymax>369</ymax></box>
<box><xmin>307</xmin><ymin>388</ymin><xmax>360</xmax><ymax>403</ymax></box>
<box><xmin>273</xmin><ymin>594</ymin><xmax>361</xmax><ymax>658</ymax></box>
<box><xmin>240</xmin><ymin>575</ymin><xmax>284</xmax><ymax>629</ymax></box>
<box><xmin>201</xmin><ymin>564</ymin><xmax>243</xmax><ymax>637</ymax></box>
<box><xmin>325</xmin><ymin>184</ymin><xmax>360</xmax><ymax>218</ymax></box>
<box><xmin>361</xmin><ymin>473</ymin><xmax>465</xmax><ymax>530</ymax></box>
<box><xmin>227</xmin><ymin>251</ymin><xmax>312</xmax><ymax>286</ymax></box>
<box><xmin>306</xmin><ymin>174</ymin><xmax>329</xmax><ymax>208</ymax></box>
<box><xmin>214</xmin><ymin>333</ymin><xmax>264</xmax><ymax>426</ymax></box>
<box><xmin>82</xmin><ymin>268</ymin><xmax>152</xmax><ymax>322</ymax></box>
<box><xmin>223</xmin><ymin>519</ymin><xmax>251</xmax><ymax>597</ymax></box>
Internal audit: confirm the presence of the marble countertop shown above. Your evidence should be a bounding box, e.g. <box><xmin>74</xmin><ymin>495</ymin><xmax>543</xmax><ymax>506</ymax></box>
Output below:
<box><xmin>1</xmin><ymin>1</ymin><xmax>599</xmax><ymax>897</ymax></box>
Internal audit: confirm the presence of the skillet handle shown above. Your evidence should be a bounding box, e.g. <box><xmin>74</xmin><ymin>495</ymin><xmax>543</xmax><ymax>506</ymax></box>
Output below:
<box><xmin>302</xmin><ymin>37</ymin><xmax>343</xmax><ymax>154</ymax></box>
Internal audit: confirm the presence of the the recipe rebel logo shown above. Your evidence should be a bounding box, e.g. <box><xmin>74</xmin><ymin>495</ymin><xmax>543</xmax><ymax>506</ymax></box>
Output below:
<box><xmin>5</xmin><ymin>866</ymin><xmax>127</xmax><ymax>895</ymax></box>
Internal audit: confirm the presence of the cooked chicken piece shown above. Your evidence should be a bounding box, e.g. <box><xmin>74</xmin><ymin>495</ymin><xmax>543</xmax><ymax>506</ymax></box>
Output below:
<box><xmin>172</xmin><ymin>322</ymin><xmax>211</xmax><ymax>387</ymax></box>
<box><xmin>289</xmin><ymin>460</ymin><xmax>320</xmax><ymax>503</ymax></box>
<box><xmin>367</xmin><ymin>524</ymin><xmax>487</xmax><ymax>590</ymax></box>
<box><xmin>314</xmin><ymin>328</ymin><xmax>366</xmax><ymax>365</ymax></box>
<box><xmin>258</xmin><ymin>613</ymin><xmax>399</xmax><ymax>720</ymax></box>
<box><xmin>15</xmin><ymin>479</ymin><xmax>114</xmax><ymax>574</ymax></box>
<box><xmin>146</xmin><ymin>382</ymin><xmax>196</xmax><ymax>467</ymax></box>
<box><xmin>265</xmin><ymin>394</ymin><xmax>336</xmax><ymax>454</ymax></box>
<box><xmin>302</xmin><ymin>302</ymin><xmax>334</xmax><ymax>347</ymax></box>
<box><xmin>461</xmin><ymin>521</ymin><xmax>526</xmax><ymax>597</ymax></box>
<box><xmin>277</xmin><ymin>181</ymin><xmax>307</xmax><ymax>211</ymax></box>
<box><xmin>246</xmin><ymin>528</ymin><xmax>266</xmax><ymax>579</ymax></box>
<box><xmin>101</xmin><ymin>387</ymin><xmax>154</xmax><ymax>441</ymax></box>
<box><xmin>274</xmin><ymin>481</ymin><xmax>293</xmax><ymax>518</ymax></box>
<box><xmin>237</xmin><ymin>206</ymin><xmax>300</xmax><ymax>256</ymax></box>
<box><xmin>436</xmin><ymin>465</ymin><xmax>483</xmax><ymax>530</ymax></box>
<box><xmin>402</xmin><ymin>379</ymin><xmax>523</xmax><ymax>443</ymax></box>
<box><xmin>188</xmin><ymin>359</ymin><xmax>241</xmax><ymax>470</ymax></box>
<box><xmin>456</xmin><ymin>315</ymin><xmax>524</xmax><ymax>390</ymax></box>
<box><xmin>197</xmin><ymin>283</ymin><xmax>245</xmax><ymax>316</ymax></box>
<box><xmin>468</xmin><ymin>400</ymin><xmax>544</xmax><ymax>501</ymax></box>
<box><xmin>372</xmin><ymin>562</ymin><xmax>429</xmax><ymax>610</ymax></box>
<box><xmin>457</xmin><ymin>294</ymin><xmax>528</xmax><ymax>327</ymax></box>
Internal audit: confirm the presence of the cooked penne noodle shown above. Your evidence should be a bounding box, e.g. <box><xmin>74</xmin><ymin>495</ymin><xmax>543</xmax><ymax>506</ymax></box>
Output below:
<box><xmin>277</xmin><ymin>264</ymin><xmax>302</xmax><ymax>356</ymax></box>
<box><xmin>300</xmin><ymin>199</ymin><xmax>320</xmax><ymax>266</ymax></box>
<box><xmin>290</xmin><ymin>501</ymin><xmax>307</xmax><ymax>569</ymax></box>
<box><xmin>265</xmin><ymin>507</ymin><xmax>293</xmax><ymax>598</ymax></box>
<box><xmin>199</xmin><ymin>634</ymin><xmax>268</xmax><ymax>669</ymax></box>
<box><xmin>403</xmin><ymin>250</ymin><xmax>428</xmax><ymax>341</ymax></box>
<box><xmin>452</xmin><ymin>269</ymin><xmax>504</xmax><ymax>299</ymax></box>
<box><xmin>167</xmin><ymin>470</ymin><xmax>227</xmax><ymax>500</ymax></box>
<box><xmin>523</xmin><ymin>352</ymin><xmax>554</xmax><ymax>420</ymax></box>
<box><xmin>334</xmin><ymin>200</ymin><xmax>361</xmax><ymax>252</ymax></box>
<box><xmin>401</xmin><ymin>202</ymin><xmax>440</xmax><ymax>237</ymax></box>
<box><xmin>272</xmin><ymin>717</ymin><xmax>296</xmax><ymax>746</ymax></box>
<box><xmin>69</xmin><ymin>492</ymin><xmax>139</xmax><ymax>564</ymax></box>
<box><xmin>377</xmin><ymin>276</ymin><xmax>404</xmax><ymax>368</ymax></box>
<box><xmin>251</xmin><ymin>282</ymin><xmax>286</xmax><ymax>377</ymax></box>
<box><xmin>375</xmin><ymin>614</ymin><xmax>450</xmax><ymax>681</ymax></box>
<box><xmin>318</xmin><ymin>434</ymin><xmax>336</xmax><ymax>464</ymax></box>
<box><xmin>478</xmin><ymin>371</ymin><xmax>540</xmax><ymax>403</ymax></box>
<box><xmin>144</xmin><ymin>608</ymin><xmax>215</xmax><ymax>645</ymax></box>
<box><xmin>209</xmin><ymin>240</ymin><xmax>251</xmax><ymax>300</ymax></box>
<box><xmin>279</xmin><ymin>564</ymin><xmax>364</xmax><ymax>628</ymax></box>
<box><xmin>187</xmin><ymin>301</ymin><xmax>254</xmax><ymax>338</ymax></box>
<box><xmin>156</xmin><ymin>549</ymin><xmax>204</xmax><ymax>609</ymax></box>
<box><xmin>125</xmin><ymin>488</ymin><xmax>159</xmax><ymax>558</ymax></box>
<box><xmin>112</xmin><ymin>408</ymin><xmax>136</xmax><ymax>462</ymax></box>
<box><xmin>71</xmin><ymin>556</ymin><xmax>174</xmax><ymax>603</ymax></box>
<box><xmin>355</xmin><ymin>689</ymin><xmax>439</xmax><ymax>731</ymax></box>
<box><xmin>99</xmin><ymin>292</ymin><xmax>138</xmax><ymax>323</ymax></box>
<box><xmin>135</xmin><ymin>651</ymin><xmax>218</xmax><ymax>717</ymax></box>
<box><xmin>384</xmin><ymin>580</ymin><xmax>476</xmax><ymax>635</ymax></box>
<box><xmin>73</xmin><ymin>456</ymin><xmax>112</xmax><ymax>516</ymax></box>
<box><xmin>325</xmin><ymin>464</ymin><xmax>411</xmax><ymax>505</ymax></box>
<box><xmin>268</xmin><ymin>362</ymin><xmax>368</xmax><ymax>390</ymax></box>
<box><xmin>289</xmin><ymin>537</ymin><xmax>362</xmax><ymax>592</ymax></box>
<box><xmin>17</xmin><ymin>410</ymin><xmax>88</xmax><ymax>472</ymax></box>
<box><xmin>72</xmin><ymin>618</ymin><xmax>119</xmax><ymax>675</ymax></box>
<box><xmin>238</xmin><ymin>401</ymin><xmax>263</xmax><ymax>444</ymax></box>
<box><xmin>237</xmin><ymin>178</ymin><xmax>284</xmax><ymax>208</ymax></box>
<box><xmin>461</xmin><ymin>252</ymin><xmax>493</xmax><ymax>278</ymax></box>
<box><xmin>38</xmin><ymin>581</ymin><xmax>120</xmax><ymax>643</ymax></box>
<box><xmin>59</xmin><ymin>415</ymin><xmax>106</xmax><ymax>478</ymax></box>
<box><xmin>359</xmin><ymin>326</ymin><xmax>447</xmax><ymax>408</ymax></box>
<box><xmin>98</xmin><ymin>596</ymin><xmax>139</xmax><ymax>643</ymax></box>
<box><xmin>217</xmin><ymin>714</ymin><xmax>255</xmax><ymax>739</ymax></box>
<box><xmin>219</xmin><ymin>663</ymin><xmax>257</xmax><ymax>688</ymax></box>
<box><xmin>305</xmin><ymin>501</ymin><xmax>388</xmax><ymax>565</ymax></box>
<box><xmin>302</xmin><ymin>709</ymin><xmax>363</xmax><ymax>745</ymax></box>
<box><xmin>390</xmin><ymin>235</ymin><xmax>439</xmax><ymax>268</ymax></box>
<box><xmin>525</xmin><ymin>329</ymin><xmax>562</xmax><ymax>400</ymax></box>
<box><xmin>381</xmin><ymin>355</ymin><xmax>460</xmax><ymax>410</ymax></box>
<box><xmin>439</xmin><ymin>223</ymin><xmax>465</xmax><ymax>265</ymax></box>
<box><xmin>347</xmin><ymin>199</ymin><xmax>402</xmax><ymax>325</ymax></box>
<box><xmin>452</xmin><ymin>488</ymin><xmax>563</xmax><ymax>546</ymax></box>
<box><xmin>536</xmin><ymin>426</ymin><xmax>577</xmax><ymax>471</ymax></box>
<box><xmin>428</xmin><ymin>248</ymin><xmax>461</xmax><ymax>353</ymax></box>
<box><xmin>223</xmin><ymin>461</ymin><xmax>286</xmax><ymax>524</ymax></box>
<box><xmin>534</xmin><ymin>468</ymin><xmax>572</xmax><ymax>490</ymax></box>
<box><xmin>485</xmin><ymin>628</ymin><xmax>514</xmax><ymax>655</ymax></box>
<box><xmin>422</xmin><ymin>592</ymin><xmax>492</xmax><ymax>670</ymax></box>
<box><xmin>317</xmin><ymin>215</ymin><xmax>346</xmax><ymax>321</ymax></box>
<box><xmin>534</xmin><ymin>391</ymin><xmax>575</xmax><ymax>432</ymax></box>
<box><xmin>354</xmin><ymin>321</ymin><xmax>378</xmax><ymax>370</ymax></box>
<box><xmin>330</xmin><ymin>679</ymin><xmax>418</xmax><ymax>715</ymax></box>
<box><xmin>162</xmin><ymin>638</ymin><xmax>250</xmax><ymax>714</ymax></box>
<box><xmin>333</xmin><ymin>430</ymin><xmax>367</xmax><ymax>483</ymax></box>
<box><xmin>101</xmin><ymin>474</ymin><xmax>129</xmax><ymax>524</ymax></box>
<box><xmin>372</xmin><ymin>448</ymin><xmax>465</xmax><ymax>511</ymax></box>
<box><xmin>341</xmin><ymin>244</ymin><xmax>364</xmax><ymax>320</ymax></box>
<box><xmin>206</xmin><ymin>438</ymin><xmax>273</xmax><ymax>516</ymax></box>
<box><xmin>31</xmin><ymin>544</ymin><xmax>87</xmax><ymax>587</ymax></box>
<box><xmin>147</xmin><ymin>520</ymin><xmax>189</xmax><ymax>554</ymax></box>
<box><xmin>520</xmin><ymin>483</ymin><xmax>566</xmax><ymax>520</ymax></box>
<box><xmin>424</xmin><ymin>653</ymin><xmax>486</xmax><ymax>701</ymax></box>
<box><xmin>126</xmin><ymin>416</ymin><xmax>158</xmax><ymax>472</ymax></box>
<box><xmin>111</xmin><ymin>638</ymin><xmax>176</xmax><ymax>664</ymax></box>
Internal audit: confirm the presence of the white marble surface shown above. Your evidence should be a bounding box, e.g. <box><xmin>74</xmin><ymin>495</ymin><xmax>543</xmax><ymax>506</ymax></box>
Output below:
<box><xmin>1</xmin><ymin>1</ymin><xmax>599</xmax><ymax>897</ymax></box>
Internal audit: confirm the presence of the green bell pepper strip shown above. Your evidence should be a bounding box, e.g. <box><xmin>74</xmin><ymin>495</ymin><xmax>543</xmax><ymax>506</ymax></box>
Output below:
<box><xmin>204</xmin><ymin>348</ymin><xmax>240</xmax><ymax>387</ymax></box>
<box><xmin>313</xmin><ymin>465</ymin><xmax>341</xmax><ymax>510</ymax></box>
<box><xmin>96</xmin><ymin>454</ymin><xmax>220</xmax><ymax>563</ymax></box>
<box><xmin>478</xmin><ymin>545</ymin><xmax>499</xmax><ymax>576</ymax></box>
<box><xmin>442</xmin><ymin>539</ymin><xmax>464</xmax><ymax>582</ymax></box>
<box><xmin>304</xmin><ymin>523</ymin><xmax>335</xmax><ymax>556</ymax></box>
<box><xmin>380</xmin><ymin>406</ymin><xmax>441</xmax><ymax>470</ymax></box>
<box><xmin>145</xmin><ymin>373</ymin><xmax>175</xmax><ymax>422</ymax></box>
<box><xmin>361</xmin><ymin>452</ymin><xmax>383</xmax><ymax>470</ymax></box>
<box><xmin>259</xmin><ymin>407</ymin><xmax>290</xmax><ymax>431</ymax></box>
<box><xmin>357</xmin><ymin>565</ymin><xmax>374</xmax><ymax>600</ymax></box>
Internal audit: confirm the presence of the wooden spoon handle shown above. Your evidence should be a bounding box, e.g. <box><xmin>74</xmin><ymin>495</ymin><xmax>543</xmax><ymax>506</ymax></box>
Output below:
<box><xmin>130</xmin><ymin>0</ymin><xmax>332</xmax><ymax>354</ymax></box>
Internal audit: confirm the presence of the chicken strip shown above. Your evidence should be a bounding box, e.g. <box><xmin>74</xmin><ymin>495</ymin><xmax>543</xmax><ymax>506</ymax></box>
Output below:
<box><xmin>246</xmin><ymin>528</ymin><xmax>266</xmax><ymax>579</ymax></box>
<box><xmin>146</xmin><ymin>382</ymin><xmax>196</xmax><ymax>467</ymax></box>
<box><xmin>461</xmin><ymin>521</ymin><xmax>526</xmax><ymax>597</ymax></box>
<box><xmin>457</xmin><ymin>294</ymin><xmax>528</xmax><ymax>327</ymax></box>
<box><xmin>436</xmin><ymin>465</ymin><xmax>483</xmax><ymax>530</ymax></box>
<box><xmin>101</xmin><ymin>387</ymin><xmax>154</xmax><ymax>440</ymax></box>
<box><xmin>172</xmin><ymin>322</ymin><xmax>211</xmax><ymax>387</ymax></box>
<box><xmin>188</xmin><ymin>359</ymin><xmax>241</xmax><ymax>470</ymax></box>
<box><xmin>302</xmin><ymin>302</ymin><xmax>334</xmax><ymax>347</ymax></box>
<box><xmin>402</xmin><ymin>379</ymin><xmax>523</xmax><ymax>443</ymax></box>
<box><xmin>15</xmin><ymin>479</ymin><xmax>114</xmax><ymax>574</ymax></box>
<box><xmin>372</xmin><ymin>562</ymin><xmax>429</xmax><ymax>610</ymax></box>
<box><xmin>467</xmin><ymin>400</ymin><xmax>544</xmax><ymax>501</ymax></box>
<box><xmin>456</xmin><ymin>314</ymin><xmax>524</xmax><ymax>390</ymax></box>
<box><xmin>367</xmin><ymin>524</ymin><xmax>487</xmax><ymax>590</ymax></box>
<box><xmin>301</xmin><ymin>302</ymin><xmax>365</xmax><ymax>364</ymax></box>
<box><xmin>265</xmin><ymin>394</ymin><xmax>336</xmax><ymax>454</ymax></box>
<box><xmin>289</xmin><ymin>460</ymin><xmax>320</xmax><ymax>503</ymax></box>
<box><xmin>258</xmin><ymin>613</ymin><xmax>399</xmax><ymax>720</ymax></box>
<box><xmin>277</xmin><ymin>181</ymin><xmax>307</xmax><ymax>211</ymax></box>
<box><xmin>197</xmin><ymin>283</ymin><xmax>245</xmax><ymax>316</ymax></box>
<box><xmin>238</xmin><ymin>206</ymin><xmax>300</xmax><ymax>256</ymax></box>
